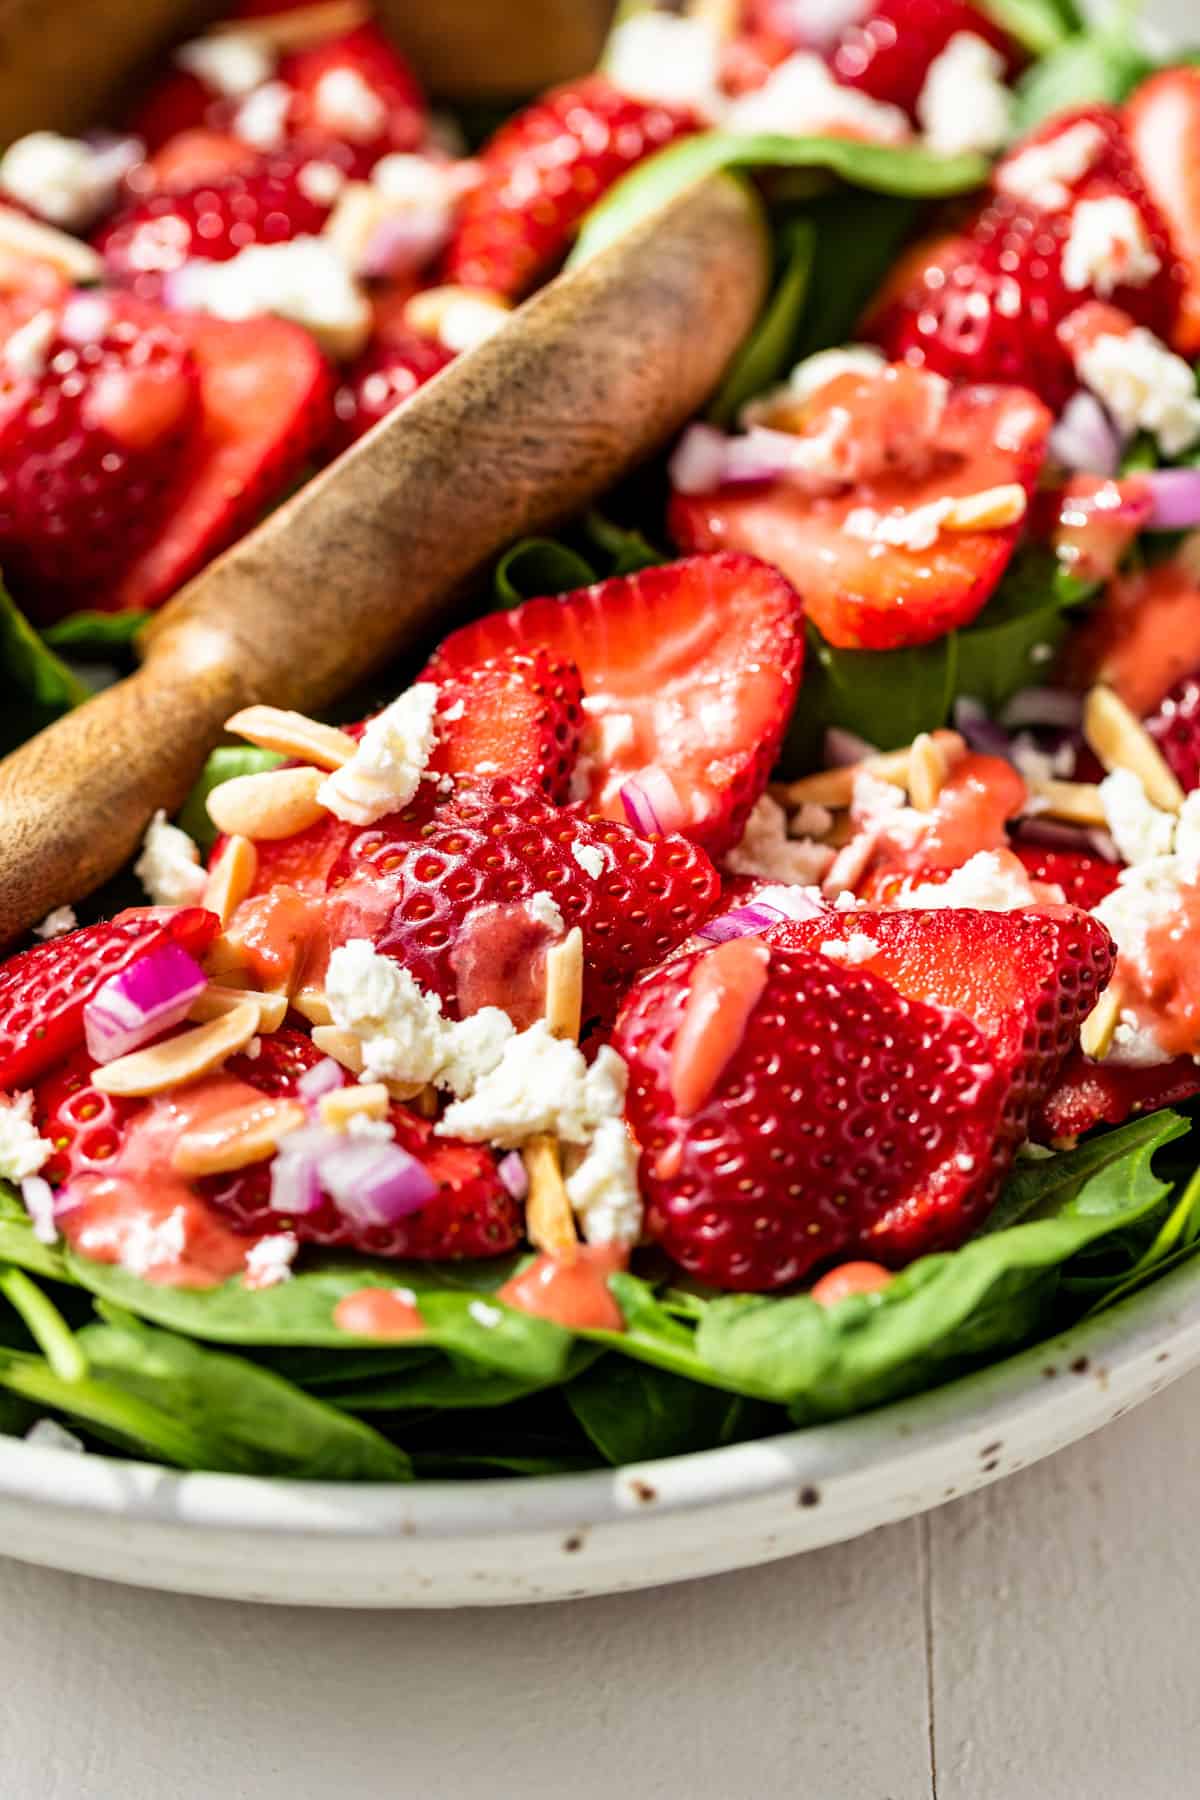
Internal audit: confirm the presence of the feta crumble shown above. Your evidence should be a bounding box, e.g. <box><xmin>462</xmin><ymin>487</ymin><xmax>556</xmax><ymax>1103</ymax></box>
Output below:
<box><xmin>1099</xmin><ymin>768</ymin><xmax>1176</xmax><ymax>866</ymax></box>
<box><xmin>527</xmin><ymin>891</ymin><xmax>566</xmax><ymax>937</ymax></box>
<box><xmin>0</xmin><ymin>131</ymin><xmax>140</xmax><ymax>231</ymax></box>
<box><xmin>564</xmin><ymin>1116</ymin><xmax>643</xmax><ymax>1246</ymax></box>
<box><xmin>726</xmin><ymin>52</ymin><xmax>909</xmax><ymax>144</ymax></box>
<box><xmin>325</xmin><ymin>939</ymin><xmax>514</xmax><ymax>1094</ymax></box>
<box><xmin>894</xmin><ymin>849</ymin><xmax>1051</xmax><ymax>911</ymax></box>
<box><xmin>997</xmin><ymin>120</ymin><xmax>1105</xmax><ymax>211</ymax></box>
<box><xmin>0</xmin><ymin>1096</ymin><xmax>51</xmax><ymax>1183</ymax></box>
<box><xmin>232</xmin><ymin>79</ymin><xmax>293</xmax><ymax>151</ymax></box>
<box><xmin>785</xmin><ymin>344</ymin><xmax>885</xmax><ymax>404</ymax></box>
<box><xmin>134</xmin><ymin>810</ymin><xmax>207</xmax><ymax>908</ymax></box>
<box><xmin>1009</xmin><ymin>733</ymin><xmax>1076</xmax><ymax>786</ymax></box>
<box><xmin>604</xmin><ymin>12</ymin><xmax>723</xmax><ymax>115</ymax></box>
<box><xmin>1061</xmin><ymin>196</ymin><xmax>1161</xmax><ymax>297</ymax></box>
<box><xmin>843</xmin><ymin>499</ymin><xmax>953</xmax><ymax>553</ymax></box>
<box><xmin>437</xmin><ymin>1022</ymin><xmax>628</xmax><ymax>1151</ymax></box>
<box><xmin>2</xmin><ymin>309</ymin><xmax>56</xmax><ymax>379</ymax></box>
<box><xmin>175</xmin><ymin>30</ymin><xmax>276</xmax><ymax>97</ymax></box>
<box><xmin>318</xmin><ymin>684</ymin><xmax>439</xmax><ymax>824</ymax></box>
<box><xmin>174</xmin><ymin>236</ymin><xmax>371</xmax><ymax>361</ymax></box>
<box><xmin>313</xmin><ymin>67</ymin><xmax>387</xmax><ymax>142</ymax></box>
<box><xmin>724</xmin><ymin>794</ymin><xmax>833</xmax><ymax>886</ymax></box>
<box><xmin>818</xmin><ymin>929</ymin><xmax>879</xmax><ymax>964</ymax></box>
<box><xmin>32</xmin><ymin>905</ymin><xmax>76</xmax><ymax>941</ymax></box>
<box><xmin>570</xmin><ymin>840</ymin><xmax>612</xmax><ymax>881</ymax></box>
<box><xmin>1071</xmin><ymin>325</ymin><xmax>1200</xmax><ymax>457</ymax></box>
<box><xmin>296</xmin><ymin>159</ymin><xmax>346</xmax><ymax>206</ymax></box>
<box><xmin>917</xmin><ymin>33</ymin><xmax>1013</xmax><ymax>158</ymax></box>
<box><xmin>244</xmin><ymin>1232</ymin><xmax>298</xmax><ymax>1288</ymax></box>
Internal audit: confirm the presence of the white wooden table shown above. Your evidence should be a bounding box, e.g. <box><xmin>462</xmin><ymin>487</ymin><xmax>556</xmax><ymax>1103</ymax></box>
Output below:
<box><xmin>2</xmin><ymin>1366</ymin><xmax>1197</xmax><ymax>1799</ymax></box>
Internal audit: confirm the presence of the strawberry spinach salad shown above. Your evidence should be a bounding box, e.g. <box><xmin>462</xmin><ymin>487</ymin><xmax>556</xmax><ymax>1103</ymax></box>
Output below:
<box><xmin>5</xmin><ymin>1</ymin><xmax>1200</xmax><ymax>1481</ymax></box>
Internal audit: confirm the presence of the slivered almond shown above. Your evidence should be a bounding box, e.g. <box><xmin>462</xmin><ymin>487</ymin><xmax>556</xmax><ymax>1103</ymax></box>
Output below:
<box><xmin>172</xmin><ymin>1097</ymin><xmax>306</xmax><ymax>1177</ymax></box>
<box><xmin>318</xmin><ymin>1083</ymin><xmax>390</xmax><ymax>1132</ymax></box>
<box><xmin>202</xmin><ymin>834</ymin><xmax>258</xmax><ymax>928</ymax></box>
<box><xmin>544</xmin><ymin>927</ymin><xmax>583</xmax><ymax>1042</ymax></box>
<box><xmin>203</xmin><ymin>933</ymin><xmax>250</xmax><ymax>980</ymax></box>
<box><xmin>224</xmin><ymin>706</ymin><xmax>356</xmax><ymax>772</ymax></box>
<box><xmin>0</xmin><ymin>205</ymin><xmax>102</xmax><ymax>281</ymax></box>
<box><xmin>206</xmin><ymin>766</ymin><xmax>326</xmax><ymax>840</ymax></box>
<box><xmin>309</xmin><ymin>1027</ymin><xmax>427</xmax><ymax>1102</ymax></box>
<box><xmin>321</xmin><ymin>182</ymin><xmax>385</xmax><ymax>266</ymax></box>
<box><xmin>771</xmin><ymin>730</ymin><xmax>964</xmax><ymax>811</ymax></box>
<box><xmin>907</xmin><ymin>733</ymin><xmax>946</xmax><ymax>811</ymax></box>
<box><xmin>413</xmin><ymin>1085</ymin><xmax>438</xmax><ymax>1119</ymax></box>
<box><xmin>1083</xmin><ymin>683</ymin><xmax>1185</xmax><ymax>812</ymax></box>
<box><xmin>523</xmin><ymin>1135</ymin><xmax>578</xmax><ymax>1261</ymax></box>
<box><xmin>942</xmin><ymin>483</ymin><xmax>1028</xmax><ymax>533</ymax></box>
<box><xmin>190</xmin><ymin>984</ymin><xmax>288</xmax><ymax>1032</ymax></box>
<box><xmin>1024</xmin><ymin>777</ymin><xmax>1108</xmax><ymax>827</ymax></box>
<box><xmin>1080</xmin><ymin>984</ymin><xmax>1123</xmax><ymax>1062</ymax></box>
<box><xmin>210</xmin><ymin>0</ymin><xmax>367</xmax><ymax>50</ymax></box>
<box><xmin>404</xmin><ymin>284</ymin><xmax>512</xmax><ymax>351</ymax></box>
<box><xmin>292</xmin><ymin>987</ymin><xmax>334</xmax><ymax>1026</ymax></box>
<box><xmin>93</xmin><ymin>1002</ymin><xmax>259</xmax><ymax>1097</ymax></box>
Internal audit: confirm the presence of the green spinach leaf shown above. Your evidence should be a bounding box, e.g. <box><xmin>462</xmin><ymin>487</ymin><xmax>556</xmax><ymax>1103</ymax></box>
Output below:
<box><xmin>0</xmin><ymin>578</ymin><xmax>89</xmax><ymax>754</ymax></box>
<box><xmin>708</xmin><ymin>219</ymin><xmax>815</xmax><ymax>427</ymax></box>
<box><xmin>42</xmin><ymin>610</ymin><xmax>152</xmax><ymax>656</ymax></box>
<box><xmin>176</xmin><ymin>746</ymin><xmax>286</xmax><ymax>852</ymax></box>
<box><xmin>566</xmin><ymin>1355</ymin><xmax>780</xmax><ymax>1464</ymax></box>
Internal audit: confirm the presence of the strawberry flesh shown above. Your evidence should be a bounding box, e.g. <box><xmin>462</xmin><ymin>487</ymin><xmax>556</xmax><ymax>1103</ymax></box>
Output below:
<box><xmin>1124</xmin><ymin>68</ymin><xmax>1200</xmax><ymax>352</ymax></box>
<box><xmin>1144</xmin><ymin>671</ymin><xmax>1200</xmax><ymax>795</ymax></box>
<box><xmin>1034</xmin><ymin>1051</ymin><xmax>1200</xmax><ymax>1142</ymax></box>
<box><xmin>427</xmin><ymin>651</ymin><xmax>585</xmax><ymax>804</ymax></box>
<box><xmin>830</xmin><ymin>0</ymin><xmax>1017</xmax><ymax>115</ymax></box>
<box><xmin>1011</xmin><ymin>844</ymin><xmax>1122</xmax><ymax>910</ymax></box>
<box><xmin>328</xmin><ymin>330</ymin><xmax>454</xmax><ymax>456</ymax></box>
<box><xmin>277</xmin><ymin>24</ymin><xmax>428</xmax><ymax>175</ymax></box>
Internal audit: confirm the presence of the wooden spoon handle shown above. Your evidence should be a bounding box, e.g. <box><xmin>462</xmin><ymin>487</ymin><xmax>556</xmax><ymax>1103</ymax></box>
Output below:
<box><xmin>0</xmin><ymin>174</ymin><xmax>768</xmax><ymax>946</ymax></box>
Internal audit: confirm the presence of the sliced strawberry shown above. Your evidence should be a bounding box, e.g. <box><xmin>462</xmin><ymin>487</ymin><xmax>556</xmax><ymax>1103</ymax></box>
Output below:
<box><xmin>1125</xmin><ymin>68</ymin><xmax>1200</xmax><ymax>352</ymax></box>
<box><xmin>124</xmin><ymin>68</ymin><xmax>216</xmax><ymax>156</ymax></box>
<box><xmin>1061</xmin><ymin>557</ymin><xmax>1200</xmax><ymax>717</ymax></box>
<box><xmin>327</xmin><ymin>329</ymin><xmax>453</xmax><ymax>457</ymax></box>
<box><xmin>1034</xmin><ymin>1051</ymin><xmax>1200</xmax><ymax>1142</ymax></box>
<box><xmin>773</xmin><ymin>906</ymin><xmax>1116</xmax><ymax>1164</ymax></box>
<box><xmin>0</xmin><ymin>297</ymin><xmax>203</xmax><ymax>621</ymax></box>
<box><xmin>670</xmin><ymin>377</ymin><xmax>1050</xmax><ymax>651</ymax></box>
<box><xmin>105</xmin><ymin>306</ymin><xmax>334</xmax><ymax>613</ymax></box>
<box><xmin>139</xmin><ymin>129</ymin><xmax>260</xmax><ymax>193</ymax></box>
<box><xmin>424</xmin><ymin>554</ymin><xmax>804</xmax><ymax>858</ymax></box>
<box><xmin>427</xmin><ymin>652</ymin><xmax>585</xmax><ymax>804</ymax></box>
<box><xmin>0</xmin><ymin>909</ymin><xmax>217</xmax><ymax>1091</ymax></box>
<box><xmin>829</xmin><ymin>0</ymin><xmax>1017</xmax><ymax>116</ymax></box>
<box><xmin>1030</xmin><ymin>474</ymin><xmax>1153</xmax><ymax>584</ymax></box>
<box><xmin>858</xmin><ymin>229</ymin><xmax>975</xmax><ymax>339</ymax></box>
<box><xmin>614</xmin><ymin>934</ymin><xmax>1008</xmax><ymax>1289</ymax></box>
<box><xmin>443</xmin><ymin>74</ymin><xmax>699</xmax><ymax>300</ymax></box>
<box><xmin>322</xmin><ymin>777</ymin><xmax>721</xmax><ymax>1026</ymax></box>
<box><xmin>1144</xmin><ymin>671</ymin><xmax>1200</xmax><ymax>795</ymax></box>
<box><xmin>33</xmin><ymin>1045</ymin><xmax>140</xmax><ymax>1185</ymax></box>
<box><xmin>1011</xmin><ymin>844</ymin><xmax>1122</xmax><ymax>910</ymax></box>
<box><xmin>95</xmin><ymin>151</ymin><xmax>336</xmax><ymax>299</ymax></box>
<box><xmin>277</xmin><ymin>23</ymin><xmax>427</xmax><ymax>174</ymax></box>
<box><xmin>719</xmin><ymin>26</ymin><xmax>794</xmax><ymax>97</ymax></box>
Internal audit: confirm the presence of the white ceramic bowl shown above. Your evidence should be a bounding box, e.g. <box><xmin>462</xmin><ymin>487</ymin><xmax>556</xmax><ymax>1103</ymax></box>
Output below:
<box><xmin>2</xmin><ymin>1258</ymin><xmax>1198</xmax><ymax>1606</ymax></box>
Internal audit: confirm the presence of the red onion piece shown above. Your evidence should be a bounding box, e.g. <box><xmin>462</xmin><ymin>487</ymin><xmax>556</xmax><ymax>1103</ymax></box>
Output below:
<box><xmin>620</xmin><ymin>766</ymin><xmax>686</xmax><ymax>837</ymax></box>
<box><xmin>498</xmin><ymin>1151</ymin><xmax>529</xmax><ymax>1200</ymax></box>
<box><xmin>668</xmin><ymin>423</ymin><xmax>730</xmax><ymax>495</ymax></box>
<box><xmin>269</xmin><ymin>1149</ymin><xmax>324</xmax><ymax>1216</ymax></box>
<box><xmin>697</xmin><ymin>892</ymin><xmax>822</xmax><ymax>942</ymax></box>
<box><xmin>83</xmin><ymin>941</ymin><xmax>207</xmax><ymax>1064</ymax></box>
<box><xmin>1012</xmin><ymin>817</ymin><xmax>1121</xmax><ymax>862</ymax></box>
<box><xmin>319</xmin><ymin>1139</ymin><xmax>436</xmax><ymax>1226</ymax></box>
<box><xmin>1143</xmin><ymin>468</ymin><xmax>1200</xmax><ymax>531</ymax></box>
<box><xmin>1048</xmin><ymin>392</ymin><xmax>1122</xmax><ymax>477</ymax></box>
<box><xmin>999</xmin><ymin>687</ymin><xmax>1084</xmax><ymax>731</ymax></box>
<box><xmin>359</xmin><ymin>209</ymin><xmax>449</xmax><ymax>278</ymax></box>
<box><xmin>823</xmin><ymin>726</ymin><xmax>879</xmax><ymax>767</ymax></box>
<box><xmin>953</xmin><ymin>697</ymin><xmax>1014</xmax><ymax>762</ymax></box>
<box><xmin>721</xmin><ymin>427</ymin><xmax>807</xmax><ymax>487</ymax></box>
<box><xmin>296</xmin><ymin>1057</ymin><xmax>346</xmax><ymax>1106</ymax></box>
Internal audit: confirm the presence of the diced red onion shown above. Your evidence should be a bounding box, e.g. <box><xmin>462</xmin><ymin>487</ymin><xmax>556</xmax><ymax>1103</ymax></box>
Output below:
<box><xmin>359</xmin><ymin>209</ymin><xmax>449</xmax><ymax>279</ymax></box>
<box><xmin>760</xmin><ymin>0</ymin><xmax>872</xmax><ymax>49</ymax></box>
<box><xmin>620</xmin><ymin>766</ymin><xmax>687</xmax><ymax>837</ymax></box>
<box><xmin>1012</xmin><ymin>816</ymin><xmax>1121</xmax><ymax>862</ymax></box>
<box><xmin>296</xmin><ymin>1057</ymin><xmax>346</xmax><ymax>1106</ymax></box>
<box><xmin>1143</xmin><ymin>468</ymin><xmax>1200</xmax><ymax>531</ymax></box>
<box><xmin>318</xmin><ymin>1139</ymin><xmax>436</xmax><ymax>1226</ymax></box>
<box><xmin>999</xmin><ymin>687</ymin><xmax>1084</xmax><ymax>731</ymax></box>
<box><xmin>269</xmin><ymin>1150</ymin><xmax>324</xmax><ymax>1216</ymax></box>
<box><xmin>721</xmin><ymin>427</ymin><xmax>808</xmax><ymax>487</ymax></box>
<box><xmin>697</xmin><ymin>892</ymin><xmax>818</xmax><ymax>942</ymax></box>
<box><xmin>953</xmin><ymin>697</ymin><xmax>1014</xmax><ymax>762</ymax></box>
<box><xmin>824</xmin><ymin>726</ymin><xmax>879</xmax><ymax>767</ymax></box>
<box><xmin>20</xmin><ymin>1176</ymin><xmax>57</xmax><ymax>1245</ymax></box>
<box><xmin>1048</xmin><ymin>392</ymin><xmax>1122</xmax><ymax>477</ymax></box>
<box><xmin>669</xmin><ymin>424</ymin><xmax>731</xmax><ymax>496</ymax></box>
<box><xmin>498</xmin><ymin>1151</ymin><xmax>528</xmax><ymax>1200</ymax></box>
<box><xmin>83</xmin><ymin>941</ymin><xmax>207</xmax><ymax>1064</ymax></box>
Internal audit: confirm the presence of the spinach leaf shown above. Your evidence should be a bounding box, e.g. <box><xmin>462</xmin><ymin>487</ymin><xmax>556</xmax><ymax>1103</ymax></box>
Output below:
<box><xmin>566</xmin><ymin>1355</ymin><xmax>780</xmax><ymax>1464</ymax></box>
<box><xmin>176</xmin><ymin>745</ymin><xmax>285</xmax><ymax>852</ymax></box>
<box><xmin>954</xmin><ymin>556</ymin><xmax>1095</xmax><ymax>713</ymax></box>
<box><xmin>582</xmin><ymin>510</ymin><xmax>665</xmax><ymax>575</ymax></box>
<box><xmin>984</xmin><ymin>1111</ymin><xmax>1183</xmax><ymax>1234</ymax></box>
<box><xmin>1013</xmin><ymin>26</ymin><xmax>1154</xmax><ymax>132</ymax></box>
<box><xmin>708</xmin><ymin>220</ymin><xmax>815</xmax><ymax>428</ymax></box>
<box><xmin>42</xmin><ymin>610</ymin><xmax>152</xmax><ymax>656</ymax></box>
<box><xmin>333</xmin><ymin>1342</ymin><xmax>602</xmax><ymax>1412</ymax></box>
<box><xmin>494</xmin><ymin>538</ymin><xmax>597</xmax><ymax>607</ymax></box>
<box><xmin>791</xmin><ymin>191</ymin><xmax>922</xmax><ymax>362</ymax></box>
<box><xmin>573</xmin><ymin>137</ymin><xmax>989</xmax><ymax>267</ymax></box>
<box><xmin>0</xmin><ymin>1187</ymin><xmax>76</xmax><ymax>1286</ymax></box>
<box><xmin>0</xmin><ymin>578</ymin><xmax>89</xmax><ymax>754</ymax></box>
<box><xmin>976</xmin><ymin>0</ymin><xmax>1078</xmax><ymax>53</ymax></box>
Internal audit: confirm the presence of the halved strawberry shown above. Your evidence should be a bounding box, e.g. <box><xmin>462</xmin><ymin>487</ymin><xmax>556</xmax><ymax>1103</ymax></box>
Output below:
<box><xmin>1061</xmin><ymin>557</ymin><xmax>1200</xmax><ymax>717</ymax></box>
<box><xmin>670</xmin><ymin>378</ymin><xmax>1050</xmax><ymax>650</ymax></box>
<box><xmin>105</xmin><ymin>305</ymin><xmax>334</xmax><ymax>612</ymax></box>
<box><xmin>1034</xmin><ymin>1051</ymin><xmax>1200</xmax><ymax>1142</ymax></box>
<box><xmin>614</xmin><ymin>934</ymin><xmax>1008</xmax><ymax>1289</ymax></box>
<box><xmin>139</xmin><ymin>129</ymin><xmax>260</xmax><ymax>193</ymax></box>
<box><xmin>323</xmin><ymin>777</ymin><xmax>721</xmax><ymax>1025</ymax></box>
<box><xmin>424</xmin><ymin>554</ymin><xmax>804</xmax><ymax>858</ymax></box>
<box><xmin>1145</xmin><ymin>671</ymin><xmax>1200</xmax><ymax>796</ymax></box>
<box><xmin>277</xmin><ymin>23</ymin><xmax>427</xmax><ymax>174</ymax></box>
<box><xmin>1125</xmin><ymin>68</ymin><xmax>1200</xmax><ymax>352</ymax></box>
<box><xmin>124</xmin><ymin>68</ymin><xmax>216</xmax><ymax>156</ymax></box>
<box><xmin>427</xmin><ymin>651</ymin><xmax>585</xmax><ymax>803</ymax></box>
<box><xmin>442</xmin><ymin>74</ymin><xmax>699</xmax><ymax>299</ymax></box>
<box><xmin>772</xmin><ymin>906</ymin><xmax>1116</xmax><ymax>1164</ymax></box>
<box><xmin>33</xmin><ymin>1045</ymin><xmax>140</xmax><ymax>1185</ymax></box>
<box><xmin>1011</xmin><ymin>844</ymin><xmax>1122</xmax><ymax>910</ymax></box>
<box><xmin>831</xmin><ymin>0</ymin><xmax>1016</xmax><ymax>114</ymax></box>
<box><xmin>0</xmin><ymin>908</ymin><xmax>217</xmax><ymax>1091</ymax></box>
<box><xmin>327</xmin><ymin>330</ymin><xmax>454</xmax><ymax>457</ymax></box>
<box><xmin>1030</xmin><ymin>474</ymin><xmax>1153</xmax><ymax>585</ymax></box>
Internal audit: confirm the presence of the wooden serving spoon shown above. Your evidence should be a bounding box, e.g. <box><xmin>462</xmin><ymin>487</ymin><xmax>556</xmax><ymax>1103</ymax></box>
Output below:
<box><xmin>0</xmin><ymin>174</ymin><xmax>768</xmax><ymax>947</ymax></box>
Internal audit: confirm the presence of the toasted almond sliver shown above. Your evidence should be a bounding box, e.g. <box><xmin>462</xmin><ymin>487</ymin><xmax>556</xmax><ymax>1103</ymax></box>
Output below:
<box><xmin>190</xmin><ymin>984</ymin><xmax>288</xmax><ymax>1033</ymax></box>
<box><xmin>523</xmin><ymin>1134</ymin><xmax>578</xmax><ymax>1261</ymax></box>
<box><xmin>202</xmin><ymin>834</ymin><xmax>258</xmax><ymax>928</ymax></box>
<box><xmin>292</xmin><ymin>987</ymin><xmax>334</xmax><ymax>1027</ymax></box>
<box><xmin>771</xmin><ymin>730</ymin><xmax>964</xmax><ymax>811</ymax></box>
<box><xmin>319</xmin><ymin>1083</ymin><xmax>390</xmax><ymax>1132</ymax></box>
<box><xmin>207</xmin><ymin>765</ymin><xmax>326</xmax><ymax>840</ymax></box>
<box><xmin>544</xmin><ymin>927</ymin><xmax>584</xmax><ymax>1043</ymax></box>
<box><xmin>1080</xmin><ymin>984</ymin><xmax>1123</xmax><ymax>1063</ymax></box>
<box><xmin>93</xmin><ymin>1002</ymin><xmax>260</xmax><ymax>1097</ymax></box>
<box><xmin>224</xmin><ymin>706</ymin><xmax>356</xmax><ymax>773</ymax></box>
<box><xmin>321</xmin><ymin>182</ymin><xmax>384</xmax><ymax>265</ymax></box>
<box><xmin>907</xmin><ymin>732</ymin><xmax>947</xmax><ymax>812</ymax></box>
<box><xmin>172</xmin><ymin>1097</ymin><xmax>306</xmax><ymax>1177</ymax></box>
<box><xmin>1025</xmin><ymin>777</ymin><xmax>1108</xmax><ymax>828</ymax></box>
<box><xmin>203</xmin><ymin>933</ymin><xmax>250</xmax><ymax>980</ymax></box>
<box><xmin>1083</xmin><ymin>683</ymin><xmax>1185</xmax><ymax>813</ymax></box>
<box><xmin>0</xmin><ymin>205</ymin><xmax>102</xmax><ymax>281</ymax></box>
<box><xmin>210</xmin><ymin>0</ymin><xmax>367</xmax><ymax>51</ymax></box>
<box><xmin>412</xmin><ymin>1085</ymin><xmax>438</xmax><ymax>1119</ymax></box>
<box><xmin>942</xmin><ymin>483</ymin><xmax>1028</xmax><ymax>533</ymax></box>
<box><xmin>404</xmin><ymin>284</ymin><xmax>512</xmax><ymax>346</ymax></box>
<box><xmin>309</xmin><ymin>1027</ymin><xmax>427</xmax><ymax>1102</ymax></box>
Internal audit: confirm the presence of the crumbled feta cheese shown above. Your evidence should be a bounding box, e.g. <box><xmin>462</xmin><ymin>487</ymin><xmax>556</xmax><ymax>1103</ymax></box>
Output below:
<box><xmin>2</xmin><ymin>308</ymin><xmax>56</xmax><ymax>379</ymax></box>
<box><xmin>441</xmin><ymin>697</ymin><xmax>465</xmax><ymax>723</ymax></box>
<box><xmin>1009</xmin><ymin>733</ymin><xmax>1075</xmax><ymax>785</ymax></box>
<box><xmin>0</xmin><ymin>130</ymin><xmax>140</xmax><ymax>231</ymax></box>
<box><xmin>1099</xmin><ymin>768</ymin><xmax>1176</xmax><ymax>866</ymax></box>
<box><xmin>527</xmin><ymin>891</ymin><xmax>565</xmax><ymax>937</ymax></box>
<box><xmin>1072</xmin><ymin>325</ymin><xmax>1200</xmax><ymax>457</ymax></box>
<box><xmin>1092</xmin><ymin>857</ymin><xmax>1186</xmax><ymax>1062</ymax></box>
<box><xmin>917</xmin><ymin>33</ymin><xmax>1012</xmax><ymax>158</ymax></box>
<box><xmin>134</xmin><ymin>809</ymin><xmax>207</xmax><ymax>907</ymax></box>
<box><xmin>570</xmin><ymin>841</ymin><xmax>612</xmax><ymax>881</ymax></box>
<box><xmin>175</xmin><ymin>30</ymin><xmax>276</xmax><ymax>97</ymax></box>
<box><xmin>120</xmin><ymin>1206</ymin><xmax>188</xmax><ymax>1277</ymax></box>
<box><xmin>33</xmin><ymin>904</ymin><xmax>76</xmax><ymax>940</ymax></box>
<box><xmin>604</xmin><ymin>12</ymin><xmax>723</xmax><ymax>115</ymax></box>
<box><xmin>785</xmin><ymin>344</ymin><xmax>886</xmax><ymax>405</ymax></box>
<box><xmin>1110</xmin><ymin>1010</ymin><xmax>1175</xmax><ymax>1068</ymax></box>
<box><xmin>817</xmin><ymin>929</ymin><xmax>879</xmax><ymax>964</ymax></box>
<box><xmin>319</xmin><ymin>684</ymin><xmax>439</xmax><ymax>824</ymax></box>
<box><xmin>344</xmin><ymin>1113</ymin><xmax>395</xmax><ymax>1142</ymax></box>
<box><xmin>1062</xmin><ymin>195</ymin><xmax>1161</xmax><ymax>297</ymax></box>
<box><xmin>232</xmin><ymin>79</ymin><xmax>293</xmax><ymax>150</ymax></box>
<box><xmin>843</xmin><ymin>499</ymin><xmax>953</xmax><ymax>552</ymax></box>
<box><xmin>25</xmin><ymin>1417</ymin><xmax>85</xmax><ymax>1453</ymax></box>
<box><xmin>1172</xmin><ymin>789</ymin><xmax>1200</xmax><ymax>878</ymax></box>
<box><xmin>19</xmin><ymin>1176</ymin><xmax>56</xmax><ymax>1244</ymax></box>
<box><xmin>244</xmin><ymin>1231</ymin><xmax>298</xmax><ymax>1287</ymax></box>
<box><xmin>296</xmin><ymin>159</ymin><xmax>346</xmax><ymax>206</ymax></box>
<box><xmin>894</xmin><ymin>849</ymin><xmax>1049</xmax><ymax>911</ymax></box>
<box><xmin>426</xmin><ymin>290</ymin><xmax>509</xmax><ymax>353</ymax></box>
<box><xmin>998</xmin><ymin>120</ymin><xmax>1105</xmax><ymax>211</ymax></box>
<box><xmin>833</xmin><ymin>889</ymin><xmax>861</xmax><ymax>911</ymax></box>
<box><xmin>313</xmin><ymin>67</ymin><xmax>387</xmax><ymax>142</ymax></box>
<box><xmin>564</xmin><ymin>1116</ymin><xmax>642</xmax><ymax>1246</ymax></box>
<box><xmin>175</xmin><ymin>236</ymin><xmax>371</xmax><ymax>361</ymax></box>
<box><xmin>726</xmin><ymin>52</ymin><xmax>909</xmax><ymax>143</ymax></box>
<box><xmin>325</xmin><ymin>939</ymin><xmax>514</xmax><ymax>1094</ymax></box>
<box><xmin>724</xmin><ymin>794</ymin><xmax>833</xmax><ymax>885</ymax></box>
<box><xmin>437</xmin><ymin>1023</ymin><xmax>628</xmax><ymax>1150</ymax></box>
<box><xmin>792</xmin><ymin>802</ymin><xmax>834</xmax><ymax>838</ymax></box>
